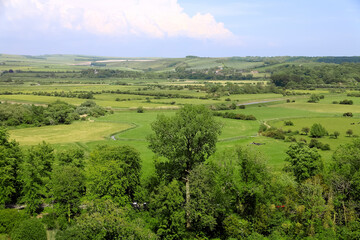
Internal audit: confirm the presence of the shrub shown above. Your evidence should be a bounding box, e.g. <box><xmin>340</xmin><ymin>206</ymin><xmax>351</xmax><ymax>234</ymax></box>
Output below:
<box><xmin>225</xmin><ymin>98</ymin><xmax>231</xmax><ymax>101</ymax></box>
<box><xmin>285</xmin><ymin>136</ymin><xmax>297</xmax><ymax>142</ymax></box>
<box><xmin>321</xmin><ymin>144</ymin><xmax>331</xmax><ymax>150</ymax></box>
<box><xmin>347</xmin><ymin>129</ymin><xmax>353</xmax><ymax>137</ymax></box>
<box><xmin>223</xmin><ymin>214</ymin><xmax>250</xmax><ymax>239</ymax></box>
<box><xmin>339</xmin><ymin>99</ymin><xmax>353</xmax><ymax>105</ymax></box>
<box><xmin>301</xmin><ymin>127</ymin><xmax>310</xmax><ymax>135</ymax></box>
<box><xmin>262</xmin><ymin>128</ymin><xmax>285</xmax><ymax>140</ymax></box>
<box><xmin>310</xmin><ymin>123</ymin><xmax>328</xmax><ymax>138</ymax></box>
<box><xmin>286</xmin><ymin>99</ymin><xmax>291</xmax><ymax>103</ymax></box>
<box><xmin>343</xmin><ymin>112</ymin><xmax>353</xmax><ymax>117</ymax></box>
<box><xmin>137</xmin><ymin>106</ymin><xmax>144</xmax><ymax>113</ymax></box>
<box><xmin>0</xmin><ymin>209</ymin><xmax>28</xmax><ymax>234</ymax></box>
<box><xmin>284</xmin><ymin>120</ymin><xmax>294</xmax><ymax>126</ymax></box>
<box><xmin>41</xmin><ymin>213</ymin><xmax>57</xmax><ymax>230</ymax></box>
<box><xmin>11</xmin><ymin>218</ymin><xmax>47</xmax><ymax>240</ymax></box>
<box><xmin>229</xmin><ymin>103</ymin><xmax>237</xmax><ymax>110</ymax></box>
<box><xmin>332</xmin><ymin>101</ymin><xmax>339</xmax><ymax>104</ymax></box>
<box><xmin>308</xmin><ymin>94</ymin><xmax>320</xmax><ymax>103</ymax></box>
<box><xmin>258</xmin><ymin>124</ymin><xmax>268</xmax><ymax>133</ymax></box>
<box><xmin>239</xmin><ymin>105</ymin><xmax>246</xmax><ymax>109</ymax></box>
<box><xmin>309</xmin><ymin>139</ymin><xmax>322</xmax><ymax>149</ymax></box>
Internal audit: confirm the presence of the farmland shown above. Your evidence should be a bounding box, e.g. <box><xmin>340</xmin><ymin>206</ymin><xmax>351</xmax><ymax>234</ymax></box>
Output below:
<box><xmin>2</xmin><ymin>54</ymin><xmax>360</xmax><ymax>239</ymax></box>
<box><xmin>1</xmin><ymin>54</ymin><xmax>360</xmax><ymax>174</ymax></box>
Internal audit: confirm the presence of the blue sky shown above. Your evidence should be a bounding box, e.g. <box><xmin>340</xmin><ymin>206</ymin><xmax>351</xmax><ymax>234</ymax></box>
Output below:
<box><xmin>0</xmin><ymin>0</ymin><xmax>359</xmax><ymax>57</ymax></box>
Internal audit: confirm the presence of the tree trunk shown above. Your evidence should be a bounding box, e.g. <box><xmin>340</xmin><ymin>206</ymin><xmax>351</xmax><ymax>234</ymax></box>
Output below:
<box><xmin>186</xmin><ymin>177</ymin><xmax>191</xmax><ymax>229</ymax></box>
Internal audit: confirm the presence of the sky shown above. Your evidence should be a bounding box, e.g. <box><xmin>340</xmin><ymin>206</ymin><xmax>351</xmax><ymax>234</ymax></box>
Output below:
<box><xmin>0</xmin><ymin>0</ymin><xmax>359</xmax><ymax>57</ymax></box>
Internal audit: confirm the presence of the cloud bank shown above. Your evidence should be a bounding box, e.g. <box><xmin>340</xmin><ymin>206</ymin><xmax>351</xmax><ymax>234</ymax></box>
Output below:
<box><xmin>3</xmin><ymin>0</ymin><xmax>233</xmax><ymax>40</ymax></box>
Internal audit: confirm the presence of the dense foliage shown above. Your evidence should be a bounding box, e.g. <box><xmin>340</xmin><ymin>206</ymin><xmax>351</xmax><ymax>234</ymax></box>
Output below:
<box><xmin>271</xmin><ymin>63</ymin><xmax>360</xmax><ymax>88</ymax></box>
<box><xmin>0</xmin><ymin>100</ymin><xmax>107</xmax><ymax>126</ymax></box>
<box><xmin>2</xmin><ymin>104</ymin><xmax>360</xmax><ymax>239</ymax></box>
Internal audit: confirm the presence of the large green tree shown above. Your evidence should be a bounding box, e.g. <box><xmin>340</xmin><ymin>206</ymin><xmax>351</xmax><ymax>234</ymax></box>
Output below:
<box><xmin>310</xmin><ymin>123</ymin><xmax>328</xmax><ymax>138</ymax></box>
<box><xmin>50</xmin><ymin>165</ymin><xmax>85</xmax><ymax>223</ymax></box>
<box><xmin>148</xmin><ymin>104</ymin><xmax>222</xmax><ymax>228</ymax></box>
<box><xmin>330</xmin><ymin>139</ymin><xmax>360</xmax><ymax>225</ymax></box>
<box><xmin>87</xmin><ymin>145</ymin><xmax>141</xmax><ymax>205</ymax></box>
<box><xmin>0</xmin><ymin>128</ymin><xmax>23</xmax><ymax>207</ymax></box>
<box><xmin>21</xmin><ymin>142</ymin><xmax>54</xmax><ymax>215</ymax></box>
<box><xmin>56</xmin><ymin>199</ymin><xmax>156</xmax><ymax>240</ymax></box>
<box><xmin>150</xmin><ymin>180</ymin><xmax>186</xmax><ymax>239</ymax></box>
<box><xmin>285</xmin><ymin>143</ymin><xmax>323</xmax><ymax>182</ymax></box>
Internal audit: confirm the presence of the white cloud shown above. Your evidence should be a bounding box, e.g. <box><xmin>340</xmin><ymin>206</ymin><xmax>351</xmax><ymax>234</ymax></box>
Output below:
<box><xmin>3</xmin><ymin>0</ymin><xmax>234</xmax><ymax>40</ymax></box>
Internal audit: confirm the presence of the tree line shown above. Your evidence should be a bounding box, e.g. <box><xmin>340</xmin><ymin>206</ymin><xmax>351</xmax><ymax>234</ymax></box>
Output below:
<box><xmin>0</xmin><ymin>100</ymin><xmax>108</xmax><ymax>126</ymax></box>
<box><xmin>271</xmin><ymin>63</ymin><xmax>360</xmax><ymax>88</ymax></box>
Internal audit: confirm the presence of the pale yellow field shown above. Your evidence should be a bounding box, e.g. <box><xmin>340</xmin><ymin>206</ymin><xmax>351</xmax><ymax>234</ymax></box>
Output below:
<box><xmin>9</xmin><ymin>121</ymin><xmax>132</xmax><ymax>145</ymax></box>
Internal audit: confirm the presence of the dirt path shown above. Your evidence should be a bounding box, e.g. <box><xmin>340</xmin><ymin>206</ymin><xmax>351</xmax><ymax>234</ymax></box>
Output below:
<box><xmin>237</xmin><ymin>99</ymin><xmax>283</xmax><ymax>106</ymax></box>
<box><xmin>263</xmin><ymin>121</ymin><xmax>271</xmax><ymax>129</ymax></box>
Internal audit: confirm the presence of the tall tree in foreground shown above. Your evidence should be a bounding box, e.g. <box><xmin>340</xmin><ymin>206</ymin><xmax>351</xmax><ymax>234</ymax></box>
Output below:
<box><xmin>285</xmin><ymin>143</ymin><xmax>323</xmax><ymax>183</ymax></box>
<box><xmin>50</xmin><ymin>165</ymin><xmax>85</xmax><ymax>223</ymax></box>
<box><xmin>87</xmin><ymin>145</ymin><xmax>141</xmax><ymax>205</ymax></box>
<box><xmin>148</xmin><ymin>104</ymin><xmax>222</xmax><ymax>228</ymax></box>
<box><xmin>21</xmin><ymin>142</ymin><xmax>54</xmax><ymax>215</ymax></box>
<box><xmin>0</xmin><ymin>128</ymin><xmax>23</xmax><ymax>207</ymax></box>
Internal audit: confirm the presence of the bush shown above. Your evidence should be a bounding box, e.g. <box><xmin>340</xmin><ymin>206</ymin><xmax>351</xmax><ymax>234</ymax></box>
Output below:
<box><xmin>332</xmin><ymin>101</ymin><xmax>339</xmax><ymax>104</ymax></box>
<box><xmin>321</xmin><ymin>143</ymin><xmax>331</xmax><ymax>150</ymax></box>
<box><xmin>137</xmin><ymin>106</ymin><xmax>144</xmax><ymax>113</ymax></box>
<box><xmin>262</xmin><ymin>128</ymin><xmax>285</xmax><ymax>140</ymax></box>
<box><xmin>0</xmin><ymin>209</ymin><xmax>28</xmax><ymax>234</ymax></box>
<box><xmin>284</xmin><ymin>120</ymin><xmax>294</xmax><ymax>126</ymax></box>
<box><xmin>41</xmin><ymin>213</ymin><xmax>57</xmax><ymax>230</ymax></box>
<box><xmin>308</xmin><ymin>94</ymin><xmax>320</xmax><ymax>103</ymax></box>
<box><xmin>229</xmin><ymin>103</ymin><xmax>237</xmax><ymax>110</ymax></box>
<box><xmin>225</xmin><ymin>98</ymin><xmax>231</xmax><ymax>101</ymax></box>
<box><xmin>239</xmin><ymin>105</ymin><xmax>246</xmax><ymax>109</ymax></box>
<box><xmin>11</xmin><ymin>218</ymin><xmax>47</xmax><ymax>240</ymax></box>
<box><xmin>308</xmin><ymin>139</ymin><xmax>330</xmax><ymax>150</ymax></box>
<box><xmin>309</xmin><ymin>139</ymin><xmax>322</xmax><ymax>148</ymax></box>
<box><xmin>285</xmin><ymin>136</ymin><xmax>297</xmax><ymax>142</ymax></box>
<box><xmin>343</xmin><ymin>112</ymin><xmax>353</xmax><ymax>117</ymax></box>
<box><xmin>347</xmin><ymin>129</ymin><xmax>354</xmax><ymax>137</ymax></box>
<box><xmin>258</xmin><ymin>124</ymin><xmax>268</xmax><ymax>133</ymax></box>
<box><xmin>310</xmin><ymin>123</ymin><xmax>328</xmax><ymax>138</ymax></box>
<box><xmin>339</xmin><ymin>99</ymin><xmax>353</xmax><ymax>105</ymax></box>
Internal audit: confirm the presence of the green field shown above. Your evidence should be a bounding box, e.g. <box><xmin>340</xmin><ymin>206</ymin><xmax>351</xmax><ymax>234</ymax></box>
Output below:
<box><xmin>9</xmin><ymin>121</ymin><xmax>132</xmax><ymax>145</ymax></box>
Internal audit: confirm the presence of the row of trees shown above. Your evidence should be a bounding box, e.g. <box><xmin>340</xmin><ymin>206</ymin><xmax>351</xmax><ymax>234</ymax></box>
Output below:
<box><xmin>271</xmin><ymin>63</ymin><xmax>360</xmax><ymax>88</ymax></box>
<box><xmin>80</xmin><ymin>68</ymin><xmax>257</xmax><ymax>80</ymax></box>
<box><xmin>0</xmin><ymin>100</ymin><xmax>107</xmax><ymax>126</ymax></box>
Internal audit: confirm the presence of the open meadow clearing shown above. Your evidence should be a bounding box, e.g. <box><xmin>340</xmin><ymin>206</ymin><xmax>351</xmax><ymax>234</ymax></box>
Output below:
<box><xmin>9</xmin><ymin>121</ymin><xmax>132</xmax><ymax>145</ymax></box>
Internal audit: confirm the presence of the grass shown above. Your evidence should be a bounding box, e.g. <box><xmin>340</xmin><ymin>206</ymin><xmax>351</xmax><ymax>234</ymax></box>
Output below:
<box><xmin>269</xmin><ymin>117</ymin><xmax>360</xmax><ymax>164</ymax></box>
<box><xmin>0</xmin><ymin>234</ymin><xmax>8</xmax><ymax>240</ymax></box>
<box><xmin>9</xmin><ymin>120</ymin><xmax>132</xmax><ymax>145</ymax></box>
